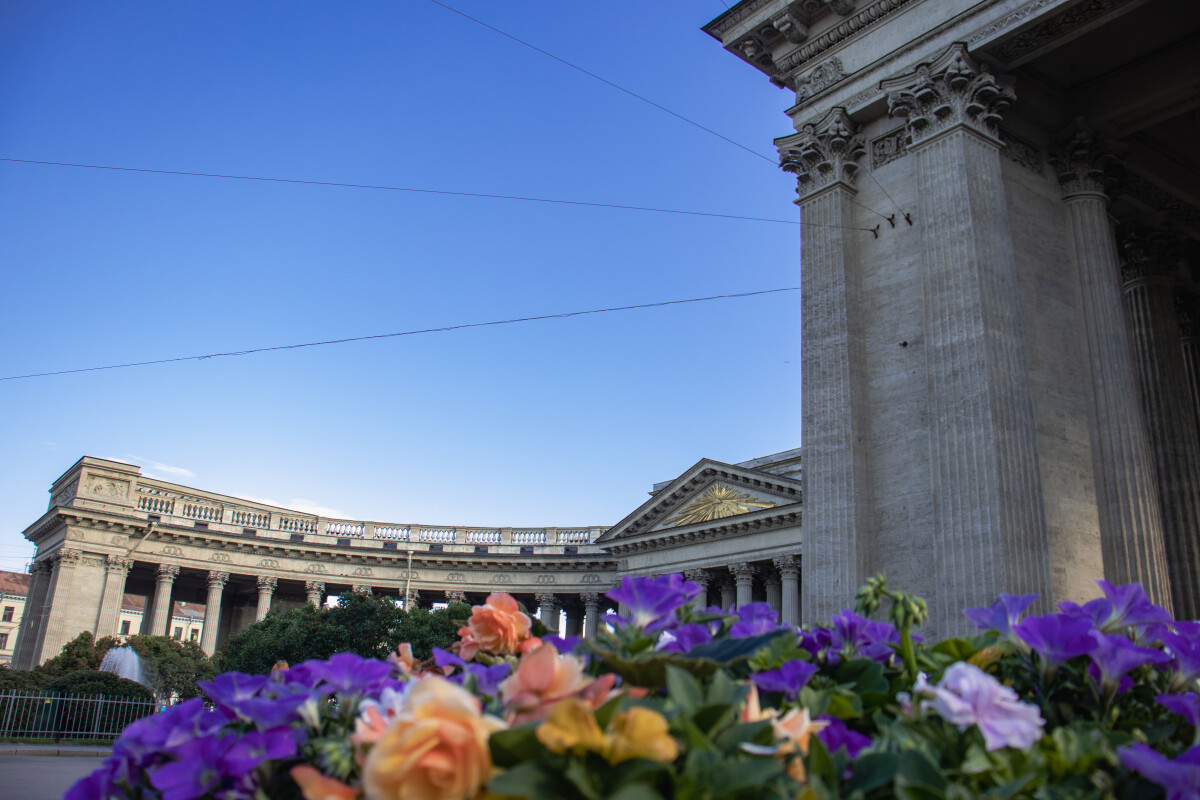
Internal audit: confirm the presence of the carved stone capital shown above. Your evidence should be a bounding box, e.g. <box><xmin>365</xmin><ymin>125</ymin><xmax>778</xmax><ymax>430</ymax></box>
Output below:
<box><xmin>1119</xmin><ymin>228</ymin><xmax>1180</xmax><ymax>287</ymax></box>
<box><xmin>106</xmin><ymin>554</ymin><xmax>134</xmax><ymax>574</ymax></box>
<box><xmin>581</xmin><ymin>591</ymin><xmax>602</xmax><ymax>607</ymax></box>
<box><xmin>304</xmin><ymin>580</ymin><xmax>325</xmax><ymax>594</ymax></box>
<box><xmin>1177</xmin><ymin>292</ymin><xmax>1200</xmax><ymax>339</ymax></box>
<box><xmin>257</xmin><ymin>576</ymin><xmax>278</xmax><ymax>592</ymax></box>
<box><xmin>1051</xmin><ymin>118</ymin><xmax>1122</xmax><ymax>199</ymax></box>
<box><xmin>773</xmin><ymin>554</ymin><xmax>800</xmax><ymax>577</ymax></box>
<box><xmin>729</xmin><ymin>561</ymin><xmax>755</xmax><ymax>582</ymax></box>
<box><xmin>778</xmin><ymin>107</ymin><xmax>865</xmax><ymax>199</ymax></box>
<box><xmin>157</xmin><ymin>563</ymin><xmax>180</xmax><ymax>581</ymax></box>
<box><xmin>535</xmin><ymin>592</ymin><xmax>559</xmax><ymax>607</ymax></box>
<box><xmin>445</xmin><ymin>590</ymin><xmax>468</xmax><ymax>604</ymax></box>
<box><xmin>352</xmin><ymin>584</ymin><xmax>373</xmax><ymax>595</ymax></box>
<box><xmin>57</xmin><ymin>548</ymin><xmax>82</xmax><ymax>565</ymax></box>
<box><xmin>771</xmin><ymin>9</ymin><xmax>809</xmax><ymax>44</ymax></box>
<box><xmin>683</xmin><ymin>568</ymin><xmax>711</xmax><ymax>587</ymax></box>
<box><xmin>206</xmin><ymin>570</ymin><xmax>228</xmax><ymax>589</ymax></box>
<box><xmin>29</xmin><ymin>559</ymin><xmax>52</xmax><ymax>577</ymax></box>
<box><xmin>884</xmin><ymin>43</ymin><xmax>1013</xmax><ymax>147</ymax></box>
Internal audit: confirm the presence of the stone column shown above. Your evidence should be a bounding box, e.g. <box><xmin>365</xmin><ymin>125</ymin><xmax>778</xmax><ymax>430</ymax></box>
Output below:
<box><xmin>581</xmin><ymin>592</ymin><xmax>601</xmax><ymax>638</ymax></box>
<box><xmin>1120</xmin><ymin>230</ymin><xmax>1200</xmax><ymax>618</ymax></box>
<box><xmin>774</xmin><ymin>555</ymin><xmax>801</xmax><ymax>627</ymax></box>
<box><xmin>564</xmin><ymin>602</ymin><xmax>583</xmax><ymax>637</ymax></box>
<box><xmin>305</xmin><ymin>581</ymin><xmax>325</xmax><ymax>607</ymax></box>
<box><xmin>200</xmin><ymin>571</ymin><xmax>228</xmax><ymax>656</ymax></box>
<box><xmin>1051</xmin><ymin>119</ymin><xmax>1172</xmax><ymax>609</ymax></box>
<box><xmin>352</xmin><ymin>584</ymin><xmax>373</xmax><ymax>596</ymax></box>
<box><xmin>147</xmin><ymin>564</ymin><xmax>180</xmax><ymax>637</ymax></box>
<box><xmin>95</xmin><ymin>555</ymin><xmax>134</xmax><ymax>638</ymax></box>
<box><xmin>12</xmin><ymin>560</ymin><xmax>52</xmax><ymax>669</ymax></box>
<box><xmin>883</xmin><ymin>43</ymin><xmax>1053</xmax><ymax>634</ymax></box>
<box><xmin>765</xmin><ymin>573</ymin><xmax>782</xmax><ymax>615</ymax></box>
<box><xmin>445</xmin><ymin>590</ymin><xmax>468</xmax><ymax>605</ymax></box>
<box><xmin>536</xmin><ymin>593</ymin><xmax>560</xmax><ymax>633</ymax></box>
<box><xmin>1177</xmin><ymin>298</ymin><xmax>1200</xmax><ymax>439</ymax></box>
<box><xmin>401</xmin><ymin>589</ymin><xmax>419</xmax><ymax>609</ymax></box>
<box><xmin>719</xmin><ymin>580</ymin><xmax>736</xmax><ymax>611</ymax></box>
<box><xmin>684</xmin><ymin>569</ymin><xmax>711</xmax><ymax>611</ymax></box>
<box><xmin>730</xmin><ymin>562</ymin><xmax>755</xmax><ymax>609</ymax></box>
<box><xmin>255</xmin><ymin>576</ymin><xmax>277</xmax><ymax>621</ymax></box>
<box><xmin>38</xmin><ymin>548</ymin><xmax>84</xmax><ymax>661</ymax></box>
<box><xmin>777</xmin><ymin>107</ymin><xmax>872</xmax><ymax>625</ymax></box>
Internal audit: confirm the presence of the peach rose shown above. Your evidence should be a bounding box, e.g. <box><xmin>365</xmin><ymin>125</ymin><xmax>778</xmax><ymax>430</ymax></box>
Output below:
<box><xmin>457</xmin><ymin>593</ymin><xmax>532</xmax><ymax>661</ymax></box>
<box><xmin>362</xmin><ymin>675</ymin><xmax>505</xmax><ymax>800</ymax></box>
<box><xmin>290</xmin><ymin>765</ymin><xmax>358</xmax><ymax>800</ymax></box>
<box><xmin>499</xmin><ymin>643</ymin><xmax>592</xmax><ymax>722</ymax></box>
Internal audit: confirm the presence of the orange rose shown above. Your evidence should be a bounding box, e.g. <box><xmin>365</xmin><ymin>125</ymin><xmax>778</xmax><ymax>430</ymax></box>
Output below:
<box><xmin>499</xmin><ymin>643</ymin><xmax>592</xmax><ymax>722</ymax></box>
<box><xmin>457</xmin><ymin>593</ymin><xmax>532</xmax><ymax>660</ymax></box>
<box><xmin>362</xmin><ymin>675</ymin><xmax>505</xmax><ymax>800</ymax></box>
<box><xmin>290</xmin><ymin>765</ymin><xmax>358</xmax><ymax>800</ymax></box>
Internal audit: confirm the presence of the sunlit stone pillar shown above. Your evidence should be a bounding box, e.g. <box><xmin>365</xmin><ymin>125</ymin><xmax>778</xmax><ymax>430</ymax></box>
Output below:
<box><xmin>777</xmin><ymin>107</ymin><xmax>872</xmax><ymax>625</ymax></box>
<box><xmin>684</xmin><ymin>569</ymin><xmax>711</xmax><ymax>611</ymax></box>
<box><xmin>883</xmin><ymin>44</ymin><xmax>1053</xmax><ymax>634</ymax></box>
<box><xmin>1120</xmin><ymin>230</ymin><xmax>1200</xmax><ymax>618</ymax></box>
<box><xmin>200</xmin><ymin>571</ymin><xmax>228</xmax><ymax>656</ymax></box>
<box><xmin>536</xmin><ymin>593</ymin><xmax>560</xmax><ymax>634</ymax></box>
<box><xmin>402</xmin><ymin>589</ymin><xmax>419</xmax><ymax>609</ymax></box>
<box><xmin>564</xmin><ymin>602</ymin><xmax>583</xmax><ymax>637</ymax></box>
<box><xmin>305</xmin><ymin>581</ymin><xmax>325</xmax><ymax>608</ymax></box>
<box><xmin>95</xmin><ymin>555</ymin><xmax>134</xmax><ymax>638</ymax></box>
<box><xmin>731</xmin><ymin>562</ymin><xmax>755</xmax><ymax>609</ymax></box>
<box><xmin>1052</xmin><ymin>119</ymin><xmax>1172</xmax><ymax>609</ymax></box>
<box><xmin>774</xmin><ymin>555</ymin><xmax>801</xmax><ymax>627</ymax></box>
<box><xmin>765</xmin><ymin>573</ymin><xmax>782</xmax><ymax>615</ymax></box>
<box><xmin>719</xmin><ymin>580</ymin><xmax>735</xmax><ymax>611</ymax></box>
<box><xmin>256</xmin><ymin>576</ymin><xmax>277</xmax><ymax>621</ymax></box>
<box><xmin>13</xmin><ymin>560</ymin><xmax>52</xmax><ymax>669</ymax></box>
<box><xmin>582</xmin><ymin>592</ymin><xmax>601</xmax><ymax>639</ymax></box>
<box><xmin>39</xmin><ymin>548</ymin><xmax>83</xmax><ymax>661</ymax></box>
<box><xmin>145</xmin><ymin>563</ymin><xmax>179</xmax><ymax>638</ymax></box>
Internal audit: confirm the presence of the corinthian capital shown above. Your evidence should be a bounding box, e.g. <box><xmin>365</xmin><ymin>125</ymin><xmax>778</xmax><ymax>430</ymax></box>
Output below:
<box><xmin>157</xmin><ymin>563</ymin><xmax>180</xmax><ymax>581</ymax></box>
<box><xmin>1050</xmin><ymin>118</ymin><xmax>1122</xmax><ymax>199</ymax></box>
<box><xmin>778</xmin><ymin>107</ymin><xmax>865</xmax><ymax>200</ymax></box>
<box><xmin>207</xmin><ymin>570</ymin><xmax>229</xmax><ymax>589</ymax></box>
<box><xmin>884</xmin><ymin>43</ymin><xmax>1013</xmax><ymax>147</ymax></box>
<box><xmin>1119</xmin><ymin>228</ymin><xmax>1180</xmax><ymax>287</ymax></box>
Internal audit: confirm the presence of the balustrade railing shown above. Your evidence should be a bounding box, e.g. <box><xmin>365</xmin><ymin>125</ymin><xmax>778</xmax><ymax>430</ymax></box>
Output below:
<box><xmin>279</xmin><ymin>517</ymin><xmax>318</xmax><ymax>534</ymax></box>
<box><xmin>182</xmin><ymin>503</ymin><xmax>222</xmax><ymax>522</ymax></box>
<box><xmin>230</xmin><ymin>510</ymin><xmax>269</xmax><ymax>528</ymax></box>
<box><xmin>325</xmin><ymin>521</ymin><xmax>365</xmax><ymax>537</ymax></box>
<box><xmin>137</xmin><ymin>496</ymin><xmax>175</xmax><ymax>514</ymax></box>
<box><xmin>465</xmin><ymin>530</ymin><xmax>501</xmax><ymax>544</ymax></box>
<box><xmin>559</xmin><ymin>529</ymin><xmax>591</xmax><ymax>544</ymax></box>
<box><xmin>373</xmin><ymin>526</ymin><xmax>409</xmax><ymax>540</ymax></box>
<box><xmin>419</xmin><ymin>528</ymin><xmax>455</xmax><ymax>543</ymax></box>
<box><xmin>513</xmin><ymin>530</ymin><xmax>547</xmax><ymax>544</ymax></box>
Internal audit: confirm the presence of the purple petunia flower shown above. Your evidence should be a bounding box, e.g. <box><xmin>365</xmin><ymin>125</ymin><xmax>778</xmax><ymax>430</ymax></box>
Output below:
<box><xmin>730</xmin><ymin>603</ymin><xmax>781</xmax><ymax>638</ymax></box>
<box><xmin>1162</xmin><ymin>631</ymin><xmax>1200</xmax><ymax>692</ymax></box>
<box><xmin>1159</xmin><ymin>692</ymin><xmax>1200</xmax><ymax>728</ymax></box>
<box><xmin>751</xmin><ymin>660</ymin><xmax>818</xmax><ymax>699</ymax></box>
<box><xmin>221</xmin><ymin>727</ymin><xmax>299</xmax><ymax>775</ymax></box>
<box><xmin>1013</xmin><ymin>613</ymin><xmax>1097</xmax><ymax>671</ymax></box>
<box><xmin>197</xmin><ymin>672</ymin><xmax>269</xmax><ymax>709</ymax></box>
<box><xmin>1088</xmin><ymin>631</ymin><xmax>1170</xmax><ymax>695</ymax></box>
<box><xmin>465</xmin><ymin>662</ymin><xmax>512</xmax><ymax>697</ymax></box>
<box><xmin>1057</xmin><ymin>598</ymin><xmax>1113</xmax><ymax>627</ymax></box>
<box><xmin>149</xmin><ymin>733</ymin><xmax>234</xmax><ymax>800</ymax></box>
<box><xmin>543</xmin><ymin>634</ymin><xmax>585</xmax><ymax>655</ymax></box>
<box><xmin>299</xmin><ymin>652</ymin><xmax>394</xmax><ymax>695</ymax></box>
<box><xmin>830</xmin><ymin>610</ymin><xmax>901</xmax><ymax>664</ymax></box>
<box><xmin>915</xmin><ymin>662</ymin><xmax>1044</xmax><ymax>751</ymax></box>
<box><xmin>606</xmin><ymin>573</ymin><xmax>703</xmax><ymax>633</ymax></box>
<box><xmin>964</xmin><ymin>593</ymin><xmax>1040</xmax><ymax>637</ymax></box>
<box><xmin>432</xmin><ymin>647</ymin><xmax>466</xmax><ymax>671</ymax></box>
<box><xmin>1120</xmin><ymin>743</ymin><xmax>1200</xmax><ymax>800</ymax></box>
<box><xmin>816</xmin><ymin>716</ymin><xmax>872</xmax><ymax>760</ymax></box>
<box><xmin>658</xmin><ymin>622</ymin><xmax>715</xmax><ymax>654</ymax></box>
<box><xmin>1096</xmin><ymin>580</ymin><xmax>1173</xmax><ymax>632</ymax></box>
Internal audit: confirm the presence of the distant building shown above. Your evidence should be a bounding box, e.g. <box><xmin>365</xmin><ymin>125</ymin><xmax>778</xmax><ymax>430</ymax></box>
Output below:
<box><xmin>0</xmin><ymin>570</ymin><xmax>31</xmax><ymax>664</ymax></box>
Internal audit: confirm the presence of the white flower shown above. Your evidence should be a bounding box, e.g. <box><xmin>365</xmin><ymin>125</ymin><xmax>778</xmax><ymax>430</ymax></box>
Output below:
<box><xmin>915</xmin><ymin>662</ymin><xmax>1044</xmax><ymax>751</ymax></box>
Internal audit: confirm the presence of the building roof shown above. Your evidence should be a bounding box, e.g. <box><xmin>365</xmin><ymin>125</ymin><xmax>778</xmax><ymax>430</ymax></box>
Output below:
<box><xmin>0</xmin><ymin>570</ymin><xmax>31</xmax><ymax>597</ymax></box>
<box><xmin>120</xmin><ymin>594</ymin><xmax>206</xmax><ymax>621</ymax></box>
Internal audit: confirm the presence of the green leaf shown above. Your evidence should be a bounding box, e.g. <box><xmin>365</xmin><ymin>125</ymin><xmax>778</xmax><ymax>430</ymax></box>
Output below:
<box><xmin>686</xmin><ymin>630</ymin><xmax>792</xmax><ymax>665</ymax></box>
<box><xmin>844</xmin><ymin>752</ymin><xmax>901</xmax><ymax>795</ymax></box>
<box><xmin>713</xmin><ymin>720</ymin><xmax>772</xmax><ymax>752</ymax></box>
<box><xmin>898</xmin><ymin>749</ymin><xmax>946</xmax><ymax>790</ymax></box>
<box><xmin>930</xmin><ymin>638</ymin><xmax>979</xmax><ymax>661</ymax></box>
<box><xmin>710</xmin><ymin>757</ymin><xmax>786</xmax><ymax>797</ymax></box>
<box><xmin>608</xmin><ymin>784</ymin><xmax>666</xmax><ymax>800</ymax></box>
<box><xmin>564</xmin><ymin>760</ymin><xmax>603</xmax><ymax>800</ymax></box>
<box><xmin>806</xmin><ymin>735</ymin><xmax>839</xmax><ymax>787</ymax></box>
<box><xmin>825</xmin><ymin>693</ymin><xmax>863</xmax><ymax>721</ymax></box>
<box><xmin>666</xmin><ymin>665</ymin><xmax>704</xmax><ymax>714</ymax></box>
<box><xmin>487</xmin><ymin>762</ymin><xmax>571</xmax><ymax>800</ymax></box>
<box><xmin>895</xmin><ymin>781</ymin><xmax>946</xmax><ymax>800</ymax></box>
<box><xmin>489</xmin><ymin>726</ymin><xmax>547</xmax><ymax>768</ymax></box>
<box><xmin>693</xmin><ymin>703</ymin><xmax>737</xmax><ymax>736</ymax></box>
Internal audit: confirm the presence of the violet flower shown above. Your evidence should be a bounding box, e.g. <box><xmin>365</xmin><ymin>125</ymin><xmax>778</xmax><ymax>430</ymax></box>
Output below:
<box><xmin>1057</xmin><ymin>598</ymin><xmax>1112</xmax><ymax>627</ymax></box>
<box><xmin>1162</xmin><ymin>631</ymin><xmax>1200</xmax><ymax>692</ymax></box>
<box><xmin>963</xmin><ymin>593</ymin><xmax>1039</xmax><ymax>637</ymax></box>
<box><xmin>606</xmin><ymin>573</ymin><xmax>702</xmax><ymax>633</ymax></box>
<box><xmin>816</xmin><ymin>715</ymin><xmax>872</xmax><ymax>760</ymax></box>
<box><xmin>1013</xmin><ymin>613</ymin><xmax>1097</xmax><ymax>676</ymax></box>
<box><xmin>1120</xmin><ymin>743</ymin><xmax>1200</xmax><ymax>800</ymax></box>
<box><xmin>544</xmin><ymin>634</ymin><xmax>585</xmax><ymax>655</ymax></box>
<box><xmin>465</xmin><ymin>662</ymin><xmax>512</xmax><ymax>697</ymax></box>
<box><xmin>915</xmin><ymin>662</ymin><xmax>1044</xmax><ymax>751</ymax></box>
<box><xmin>149</xmin><ymin>733</ymin><xmax>234</xmax><ymax>800</ymax></box>
<box><xmin>657</xmin><ymin>622</ymin><xmax>714</xmax><ymax>654</ymax></box>
<box><xmin>1096</xmin><ymin>580</ymin><xmax>1173</xmax><ymax>632</ymax></box>
<box><xmin>831</xmin><ymin>610</ymin><xmax>900</xmax><ymax>664</ymax></box>
<box><xmin>730</xmin><ymin>603</ymin><xmax>781</xmax><ymax>638</ymax></box>
<box><xmin>1088</xmin><ymin>631</ymin><xmax>1170</xmax><ymax>696</ymax></box>
<box><xmin>1159</xmin><ymin>692</ymin><xmax>1200</xmax><ymax>730</ymax></box>
<box><xmin>299</xmin><ymin>652</ymin><xmax>394</xmax><ymax>695</ymax></box>
<box><xmin>751</xmin><ymin>660</ymin><xmax>818</xmax><ymax>699</ymax></box>
<box><xmin>222</xmin><ymin>727</ymin><xmax>299</xmax><ymax>775</ymax></box>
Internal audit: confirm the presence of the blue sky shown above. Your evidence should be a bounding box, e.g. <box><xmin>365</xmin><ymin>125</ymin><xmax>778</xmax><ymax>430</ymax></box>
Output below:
<box><xmin>0</xmin><ymin>0</ymin><xmax>802</xmax><ymax>573</ymax></box>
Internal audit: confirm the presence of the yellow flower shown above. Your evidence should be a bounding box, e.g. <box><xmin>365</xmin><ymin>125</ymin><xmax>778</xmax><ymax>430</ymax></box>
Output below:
<box><xmin>771</xmin><ymin>707</ymin><xmax>828</xmax><ymax>784</ymax></box>
<box><xmin>536</xmin><ymin>698</ymin><xmax>608</xmax><ymax>755</ymax></box>
<box><xmin>604</xmin><ymin>707</ymin><xmax>679</xmax><ymax>765</ymax></box>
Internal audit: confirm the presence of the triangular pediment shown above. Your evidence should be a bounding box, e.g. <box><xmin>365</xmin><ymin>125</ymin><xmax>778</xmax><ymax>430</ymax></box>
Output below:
<box><xmin>595</xmin><ymin>458</ymin><xmax>802</xmax><ymax>544</ymax></box>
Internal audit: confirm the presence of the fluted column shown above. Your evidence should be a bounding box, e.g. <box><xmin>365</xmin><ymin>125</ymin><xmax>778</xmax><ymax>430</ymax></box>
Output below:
<box><xmin>730</xmin><ymin>562</ymin><xmax>755</xmax><ymax>608</ymax></box>
<box><xmin>564</xmin><ymin>602</ymin><xmax>583</xmax><ymax>637</ymax></box>
<box><xmin>775</xmin><ymin>555</ymin><xmax>801</xmax><ymax>626</ymax></box>
<box><xmin>255</xmin><ymin>576</ymin><xmax>277</xmax><ymax>621</ymax></box>
<box><xmin>883</xmin><ymin>43</ymin><xmax>1052</xmax><ymax>634</ymax></box>
<box><xmin>305</xmin><ymin>581</ymin><xmax>325</xmax><ymax>607</ymax></box>
<box><xmin>147</xmin><ymin>564</ymin><xmax>180</xmax><ymax>637</ymax></box>
<box><xmin>581</xmin><ymin>592</ymin><xmax>601</xmax><ymax>638</ymax></box>
<box><xmin>1052</xmin><ymin>120</ymin><xmax>1172</xmax><ymax>609</ymax></box>
<box><xmin>1120</xmin><ymin>231</ymin><xmax>1200</xmax><ymax>617</ymax></box>
<box><xmin>1177</xmin><ymin>299</ymin><xmax>1200</xmax><ymax>439</ymax></box>
<box><xmin>536</xmin><ymin>593</ymin><xmax>560</xmax><ymax>634</ymax></box>
<box><xmin>765</xmin><ymin>573</ymin><xmax>782</xmax><ymax>614</ymax></box>
<box><xmin>684</xmin><ymin>569</ymin><xmax>712</xmax><ymax>611</ymax></box>
<box><xmin>200</xmin><ymin>571</ymin><xmax>227</xmax><ymax>656</ymax></box>
<box><xmin>778</xmin><ymin>106</ymin><xmax>871</xmax><ymax>624</ymax></box>
<box><xmin>719</xmin><ymin>580</ymin><xmax>736</xmax><ymax>611</ymax></box>
<box><xmin>95</xmin><ymin>555</ymin><xmax>134</xmax><ymax>638</ymax></box>
<box><xmin>12</xmin><ymin>560</ymin><xmax>52</xmax><ymax>669</ymax></box>
<box><xmin>39</xmin><ymin>548</ymin><xmax>84</xmax><ymax>661</ymax></box>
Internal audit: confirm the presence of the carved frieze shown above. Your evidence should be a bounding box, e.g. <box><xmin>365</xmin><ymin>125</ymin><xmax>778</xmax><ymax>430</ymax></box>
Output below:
<box><xmin>793</xmin><ymin>57</ymin><xmax>845</xmax><ymax>103</ymax></box>
<box><xmin>80</xmin><ymin>557</ymin><xmax>104</xmax><ymax>568</ymax></box>
<box><xmin>85</xmin><ymin>476</ymin><xmax>130</xmax><ymax>501</ymax></box>
<box><xmin>580</xmin><ymin>574</ymin><xmax>601</xmax><ymax>584</ymax></box>
<box><xmin>257</xmin><ymin>559</ymin><xmax>279</xmax><ymax>569</ymax></box>
<box><xmin>1050</xmin><ymin>118</ymin><xmax>1121</xmax><ymax>198</ymax></box>
<box><xmin>490</xmin><ymin>574</ymin><xmax>512</xmax><ymax>584</ymax></box>
<box><xmin>305</xmin><ymin>564</ymin><xmax>328</xmax><ymax>574</ymax></box>
<box><xmin>51</xmin><ymin>480</ymin><xmax>78</xmax><ymax>509</ymax></box>
<box><xmin>535</xmin><ymin>574</ymin><xmax>556</xmax><ymax>585</ymax></box>
<box><xmin>884</xmin><ymin>43</ymin><xmax>1014</xmax><ymax>147</ymax></box>
<box><xmin>773</xmin><ymin>0</ymin><xmax>918</xmax><ymax>74</ymax></box>
<box><xmin>778</xmin><ymin>107</ymin><xmax>865</xmax><ymax>199</ymax></box>
<box><xmin>161</xmin><ymin>545</ymin><xmax>183</xmax><ymax>557</ymax></box>
<box><xmin>871</xmin><ymin>127</ymin><xmax>907</xmax><ymax>168</ymax></box>
<box><xmin>210</xmin><ymin>553</ymin><xmax>232</xmax><ymax>563</ymax></box>
<box><xmin>998</xmin><ymin>127</ymin><xmax>1043</xmax><ymax>174</ymax></box>
<box><xmin>986</xmin><ymin>0</ymin><xmax>1134</xmax><ymax>65</ymax></box>
<box><xmin>446</xmin><ymin>572</ymin><xmax>465</xmax><ymax>583</ymax></box>
<box><xmin>352</xmin><ymin>566</ymin><xmax>374</xmax><ymax>577</ymax></box>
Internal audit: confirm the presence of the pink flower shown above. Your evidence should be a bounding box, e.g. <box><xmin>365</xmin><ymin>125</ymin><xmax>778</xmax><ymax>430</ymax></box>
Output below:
<box><xmin>457</xmin><ymin>593</ymin><xmax>533</xmax><ymax>661</ymax></box>
<box><xmin>915</xmin><ymin>662</ymin><xmax>1044</xmax><ymax>751</ymax></box>
<box><xmin>499</xmin><ymin>643</ymin><xmax>593</xmax><ymax>722</ymax></box>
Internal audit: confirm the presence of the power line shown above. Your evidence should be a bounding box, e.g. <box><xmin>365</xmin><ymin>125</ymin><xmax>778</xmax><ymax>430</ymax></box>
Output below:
<box><xmin>0</xmin><ymin>157</ymin><xmax>875</xmax><ymax>232</ymax></box>
<box><xmin>424</xmin><ymin>0</ymin><xmax>777</xmax><ymax>165</ymax></box>
<box><xmin>1</xmin><ymin>287</ymin><xmax>801</xmax><ymax>382</ymax></box>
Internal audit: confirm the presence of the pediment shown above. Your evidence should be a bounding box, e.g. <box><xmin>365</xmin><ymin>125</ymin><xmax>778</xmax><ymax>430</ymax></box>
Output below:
<box><xmin>595</xmin><ymin>458</ymin><xmax>802</xmax><ymax>544</ymax></box>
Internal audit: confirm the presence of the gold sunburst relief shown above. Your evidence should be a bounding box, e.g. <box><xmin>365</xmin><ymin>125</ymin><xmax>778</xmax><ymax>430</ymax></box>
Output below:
<box><xmin>669</xmin><ymin>484</ymin><xmax>776</xmax><ymax>527</ymax></box>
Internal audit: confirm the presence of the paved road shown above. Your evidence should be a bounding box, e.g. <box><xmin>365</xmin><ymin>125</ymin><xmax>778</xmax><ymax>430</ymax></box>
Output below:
<box><xmin>0</xmin><ymin>755</ymin><xmax>107</xmax><ymax>800</ymax></box>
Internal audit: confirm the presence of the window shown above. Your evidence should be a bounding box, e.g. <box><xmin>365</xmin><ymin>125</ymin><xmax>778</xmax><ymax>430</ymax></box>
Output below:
<box><xmin>147</xmin><ymin>514</ymin><xmax>161</xmax><ymax>523</ymax></box>
<box><xmin>474</xmin><ymin>545</ymin><xmax>488</xmax><ymax>554</ymax></box>
<box><xmin>120</xmin><ymin>620</ymin><xmax>130</xmax><ymax>635</ymax></box>
<box><xmin>519</xmin><ymin>546</ymin><xmax>534</xmax><ymax>556</ymax></box>
<box><xmin>190</xmin><ymin>629</ymin><xmax>199</xmax><ymax>643</ymax></box>
<box><xmin>382</xmin><ymin>541</ymin><xmax>398</xmax><ymax>550</ymax></box>
<box><xmin>429</xmin><ymin>544</ymin><xmax>443</xmax><ymax>553</ymax></box>
<box><xmin>243</xmin><ymin>528</ymin><xmax>257</xmax><ymax>536</ymax></box>
<box><xmin>194</xmin><ymin>522</ymin><xmax>208</xmax><ymax>530</ymax></box>
<box><xmin>1</xmin><ymin>606</ymin><xmax>12</xmax><ymax>622</ymax></box>
<box><xmin>563</xmin><ymin>546</ymin><xmax>578</xmax><ymax>555</ymax></box>
<box><xmin>290</xmin><ymin>534</ymin><xmax>305</xmax><ymax>543</ymax></box>
<box><xmin>0</xmin><ymin>633</ymin><xmax>7</xmax><ymax>650</ymax></box>
<box><xmin>173</xmin><ymin>627</ymin><xmax>183</xmax><ymax>640</ymax></box>
<box><xmin>337</xmin><ymin>538</ymin><xmax>351</xmax><ymax>548</ymax></box>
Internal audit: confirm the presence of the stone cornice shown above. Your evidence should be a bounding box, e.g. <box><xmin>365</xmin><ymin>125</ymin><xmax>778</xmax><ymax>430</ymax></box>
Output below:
<box><xmin>605</xmin><ymin>509</ymin><xmax>802</xmax><ymax>556</ymax></box>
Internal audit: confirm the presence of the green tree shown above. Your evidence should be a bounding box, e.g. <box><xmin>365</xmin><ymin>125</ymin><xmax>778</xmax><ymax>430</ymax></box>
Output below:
<box><xmin>123</xmin><ymin>635</ymin><xmax>215</xmax><ymax>703</ymax></box>
<box><xmin>36</xmin><ymin>631</ymin><xmax>121</xmax><ymax>677</ymax></box>
<box><xmin>218</xmin><ymin>594</ymin><xmax>469</xmax><ymax>674</ymax></box>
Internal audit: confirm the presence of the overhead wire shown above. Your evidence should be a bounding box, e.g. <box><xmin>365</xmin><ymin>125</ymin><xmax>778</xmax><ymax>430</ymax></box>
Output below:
<box><xmin>0</xmin><ymin>287</ymin><xmax>801</xmax><ymax>382</ymax></box>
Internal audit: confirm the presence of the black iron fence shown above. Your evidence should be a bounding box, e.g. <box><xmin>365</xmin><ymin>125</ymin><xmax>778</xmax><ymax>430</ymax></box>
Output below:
<box><xmin>0</xmin><ymin>690</ymin><xmax>156</xmax><ymax>741</ymax></box>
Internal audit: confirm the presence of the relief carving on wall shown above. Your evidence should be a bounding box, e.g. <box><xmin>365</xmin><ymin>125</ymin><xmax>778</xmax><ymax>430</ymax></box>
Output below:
<box><xmin>210</xmin><ymin>553</ymin><xmax>232</xmax><ymax>563</ymax></box>
<box><xmin>81</xmin><ymin>557</ymin><xmax>104</xmax><ymax>568</ymax></box>
<box><xmin>258</xmin><ymin>559</ymin><xmax>279</xmax><ymax>569</ymax></box>
<box><xmin>352</xmin><ymin>566</ymin><xmax>374</xmax><ymax>577</ymax></box>
<box><xmin>535</xmin><ymin>574</ymin><xmax>556</xmax><ymax>585</ymax></box>
<box><xmin>51</xmin><ymin>480</ymin><xmax>78</xmax><ymax>509</ymax></box>
<box><xmin>86</xmin><ymin>476</ymin><xmax>130</xmax><ymax>501</ymax></box>
<box><xmin>794</xmin><ymin>57</ymin><xmax>845</xmax><ymax>103</ymax></box>
<box><xmin>580</xmin><ymin>574</ymin><xmax>601</xmax><ymax>584</ymax></box>
<box><xmin>161</xmin><ymin>545</ymin><xmax>183</xmax><ymax>556</ymax></box>
<box><xmin>446</xmin><ymin>572</ymin><xmax>465</xmax><ymax>583</ymax></box>
<box><xmin>490</xmin><ymin>574</ymin><xmax>512</xmax><ymax>584</ymax></box>
<box><xmin>669</xmin><ymin>484</ymin><xmax>776</xmax><ymax>527</ymax></box>
<box><xmin>306</xmin><ymin>564</ymin><xmax>328</xmax><ymax>574</ymax></box>
<box><xmin>871</xmin><ymin>127</ymin><xmax>907</xmax><ymax>168</ymax></box>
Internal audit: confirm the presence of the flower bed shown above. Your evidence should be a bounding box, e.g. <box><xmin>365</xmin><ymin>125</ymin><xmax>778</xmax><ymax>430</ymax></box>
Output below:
<box><xmin>69</xmin><ymin>574</ymin><xmax>1200</xmax><ymax>799</ymax></box>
